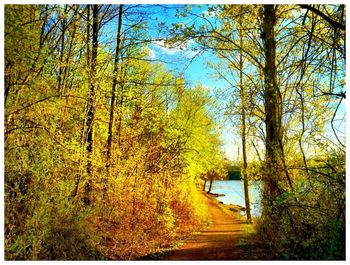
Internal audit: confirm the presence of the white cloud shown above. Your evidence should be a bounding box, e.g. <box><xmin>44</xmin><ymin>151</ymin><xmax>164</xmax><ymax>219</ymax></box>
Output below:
<box><xmin>152</xmin><ymin>39</ymin><xmax>196</xmax><ymax>56</ymax></box>
<box><xmin>201</xmin><ymin>10</ymin><xmax>215</xmax><ymax>18</ymax></box>
<box><xmin>148</xmin><ymin>48</ymin><xmax>156</xmax><ymax>60</ymax></box>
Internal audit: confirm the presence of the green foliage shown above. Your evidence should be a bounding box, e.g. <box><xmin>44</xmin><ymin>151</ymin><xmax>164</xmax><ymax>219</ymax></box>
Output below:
<box><xmin>227</xmin><ymin>165</ymin><xmax>241</xmax><ymax>180</ymax></box>
<box><xmin>252</xmin><ymin>151</ymin><xmax>345</xmax><ymax>260</ymax></box>
<box><xmin>5</xmin><ymin>3</ymin><xmax>345</xmax><ymax>261</ymax></box>
<box><xmin>4</xmin><ymin>4</ymin><xmax>217</xmax><ymax>260</ymax></box>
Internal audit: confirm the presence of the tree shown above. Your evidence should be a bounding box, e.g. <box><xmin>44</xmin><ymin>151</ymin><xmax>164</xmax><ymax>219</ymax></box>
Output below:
<box><xmin>106</xmin><ymin>4</ymin><xmax>124</xmax><ymax>189</ymax></box>
<box><xmin>4</xmin><ymin>4</ymin><xmax>345</xmax><ymax>260</ymax></box>
<box><xmin>262</xmin><ymin>4</ymin><xmax>284</xmax><ymax>207</ymax></box>
<box><xmin>237</xmin><ymin>6</ymin><xmax>252</xmax><ymax>224</ymax></box>
<box><xmin>83</xmin><ymin>4</ymin><xmax>99</xmax><ymax>206</ymax></box>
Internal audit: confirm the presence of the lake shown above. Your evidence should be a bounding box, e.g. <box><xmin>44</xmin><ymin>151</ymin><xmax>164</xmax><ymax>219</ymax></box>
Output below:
<box><xmin>204</xmin><ymin>180</ymin><xmax>262</xmax><ymax>217</ymax></box>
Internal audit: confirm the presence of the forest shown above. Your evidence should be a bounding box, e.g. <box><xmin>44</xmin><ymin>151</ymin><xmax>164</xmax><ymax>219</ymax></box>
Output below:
<box><xmin>4</xmin><ymin>4</ymin><xmax>345</xmax><ymax>260</ymax></box>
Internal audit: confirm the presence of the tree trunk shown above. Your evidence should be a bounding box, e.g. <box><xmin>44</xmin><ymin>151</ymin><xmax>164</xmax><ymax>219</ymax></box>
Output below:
<box><xmin>262</xmin><ymin>4</ymin><xmax>283</xmax><ymax>207</ymax></box>
<box><xmin>84</xmin><ymin>4</ymin><xmax>98</xmax><ymax>206</ymax></box>
<box><xmin>57</xmin><ymin>5</ymin><xmax>67</xmax><ymax>93</ymax></box>
<box><xmin>116</xmin><ymin>62</ymin><xmax>128</xmax><ymax>148</ymax></box>
<box><xmin>106</xmin><ymin>4</ymin><xmax>124</xmax><ymax>180</ymax></box>
<box><xmin>262</xmin><ymin>6</ymin><xmax>296</xmax><ymax>232</ymax></box>
<box><xmin>203</xmin><ymin>179</ymin><xmax>207</xmax><ymax>191</ymax></box>
<box><xmin>239</xmin><ymin>8</ymin><xmax>252</xmax><ymax>224</ymax></box>
<box><xmin>240</xmin><ymin>69</ymin><xmax>251</xmax><ymax>222</ymax></box>
<box><xmin>262</xmin><ymin>5</ymin><xmax>293</xmax><ymax>209</ymax></box>
<box><xmin>207</xmin><ymin>172</ymin><xmax>214</xmax><ymax>194</ymax></box>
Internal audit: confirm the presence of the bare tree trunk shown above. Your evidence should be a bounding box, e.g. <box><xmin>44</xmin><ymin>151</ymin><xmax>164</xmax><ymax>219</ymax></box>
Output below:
<box><xmin>116</xmin><ymin>60</ymin><xmax>128</xmax><ymax>149</ymax></box>
<box><xmin>263</xmin><ymin>4</ymin><xmax>281</xmax><ymax>199</ymax></box>
<box><xmin>240</xmin><ymin>61</ymin><xmax>252</xmax><ymax>222</ymax></box>
<box><xmin>263</xmin><ymin>5</ymin><xmax>293</xmax><ymax>208</ymax></box>
<box><xmin>106</xmin><ymin>4</ymin><xmax>124</xmax><ymax>181</ymax></box>
<box><xmin>84</xmin><ymin>4</ymin><xmax>98</xmax><ymax>206</ymax></box>
<box><xmin>203</xmin><ymin>179</ymin><xmax>207</xmax><ymax>191</ymax></box>
<box><xmin>57</xmin><ymin>5</ymin><xmax>67</xmax><ymax>93</ymax></box>
<box><xmin>251</xmin><ymin>140</ymin><xmax>262</xmax><ymax>162</ymax></box>
<box><xmin>238</xmin><ymin>9</ymin><xmax>252</xmax><ymax>224</ymax></box>
<box><xmin>207</xmin><ymin>172</ymin><xmax>214</xmax><ymax>194</ymax></box>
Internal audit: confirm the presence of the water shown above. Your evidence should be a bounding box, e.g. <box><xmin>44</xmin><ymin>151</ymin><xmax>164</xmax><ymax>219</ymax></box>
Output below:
<box><xmin>205</xmin><ymin>180</ymin><xmax>262</xmax><ymax>217</ymax></box>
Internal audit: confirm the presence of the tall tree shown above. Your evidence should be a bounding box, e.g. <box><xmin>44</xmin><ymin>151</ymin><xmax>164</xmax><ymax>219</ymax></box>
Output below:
<box><xmin>262</xmin><ymin>5</ymin><xmax>293</xmax><ymax>207</ymax></box>
<box><xmin>84</xmin><ymin>4</ymin><xmax>99</xmax><ymax>206</ymax></box>
<box><xmin>238</xmin><ymin>8</ymin><xmax>252</xmax><ymax>224</ymax></box>
<box><xmin>106</xmin><ymin>4</ymin><xmax>124</xmax><ymax>180</ymax></box>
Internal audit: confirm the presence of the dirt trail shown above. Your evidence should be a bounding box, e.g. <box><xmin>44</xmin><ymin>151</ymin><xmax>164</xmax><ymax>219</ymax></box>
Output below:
<box><xmin>162</xmin><ymin>192</ymin><xmax>245</xmax><ymax>260</ymax></box>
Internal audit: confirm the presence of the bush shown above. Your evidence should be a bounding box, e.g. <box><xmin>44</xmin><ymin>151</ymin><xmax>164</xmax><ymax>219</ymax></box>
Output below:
<box><xmin>250</xmin><ymin>152</ymin><xmax>345</xmax><ymax>260</ymax></box>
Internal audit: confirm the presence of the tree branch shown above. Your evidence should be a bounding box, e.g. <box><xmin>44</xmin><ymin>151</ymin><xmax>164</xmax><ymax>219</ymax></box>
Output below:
<box><xmin>299</xmin><ymin>5</ymin><xmax>345</xmax><ymax>31</ymax></box>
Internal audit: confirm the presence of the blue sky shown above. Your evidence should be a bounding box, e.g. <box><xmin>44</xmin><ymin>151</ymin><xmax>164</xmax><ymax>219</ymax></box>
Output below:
<box><xmin>99</xmin><ymin>4</ymin><xmax>239</xmax><ymax>160</ymax></box>
<box><xmin>140</xmin><ymin>4</ymin><xmax>241</xmax><ymax>160</ymax></box>
<box><xmin>148</xmin><ymin>40</ymin><xmax>239</xmax><ymax>160</ymax></box>
<box><xmin>151</xmin><ymin>47</ymin><xmax>239</xmax><ymax>160</ymax></box>
<box><xmin>109</xmin><ymin>4</ymin><xmax>346</xmax><ymax>161</ymax></box>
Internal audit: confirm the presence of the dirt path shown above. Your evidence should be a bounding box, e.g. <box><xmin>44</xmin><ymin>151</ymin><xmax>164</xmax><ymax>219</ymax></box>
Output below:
<box><xmin>162</xmin><ymin>192</ymin><xmax>245</xmax><ymax>260</ymax></box>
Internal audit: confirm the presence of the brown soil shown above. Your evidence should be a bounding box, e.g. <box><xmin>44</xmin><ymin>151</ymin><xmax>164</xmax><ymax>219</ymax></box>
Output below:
<box><xmin>161</xmin><ymin>192</ymin><xmax>245</xmax><ymax>260</ymax></box>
